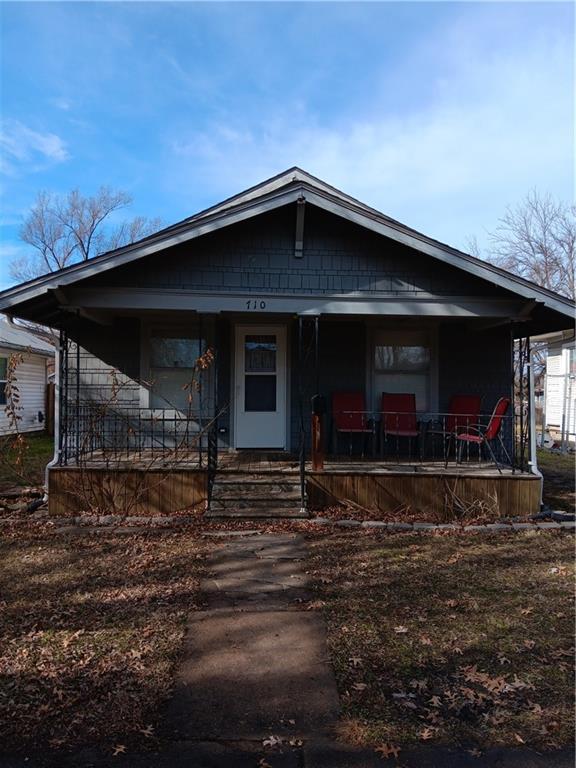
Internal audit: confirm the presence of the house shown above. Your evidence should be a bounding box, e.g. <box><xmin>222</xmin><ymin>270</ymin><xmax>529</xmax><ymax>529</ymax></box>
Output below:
<box><xmin>541</xmin><ymin>331</ymin><xmax>575</xmax><ymax>449</ymax></box>
<box><xmin>0</xmin><ymin>168</ymin><xmax>573</xmax><ymax>518</ymax></box>
<box><xmin>0</xmin><ymin>316</ymin><xmax>54</xmax><ymax>435</ymax></box>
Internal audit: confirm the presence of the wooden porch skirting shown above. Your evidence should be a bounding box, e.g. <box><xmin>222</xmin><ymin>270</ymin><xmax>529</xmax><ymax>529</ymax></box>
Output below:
<box><xmin>48</xmin><ymin>466</ymin><xmax>208</xmax><ymax>517</ymax></box>
<box><xmin>307</xmin><ymin>471</ymin><xmax>542</xmax><ymax>518</ymax></box>
<box><xmin>48</xmin><ymin>464</ymin><xmax>541</xmax><ymax>518</ymax></box>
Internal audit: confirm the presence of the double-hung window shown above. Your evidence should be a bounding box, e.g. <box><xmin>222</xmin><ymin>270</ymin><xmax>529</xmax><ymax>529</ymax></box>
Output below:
<box><xmin>149</xmin><ymin>331</ymin><xmax>205</xmax><ymax>411</ymax></box>
<box><xmin>373</xmin><ymin>330</ymin><xmax>431</xmax><ymax>411</ymax></box>
<box><xmin>0</xmin><ymin>357</ymin><xmax>7</xmax><ymax>406</ymax></box>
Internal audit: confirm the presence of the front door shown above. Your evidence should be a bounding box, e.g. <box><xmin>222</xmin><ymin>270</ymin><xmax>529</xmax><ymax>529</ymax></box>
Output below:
<box><xmin>234</xmin><ymin>325</ymin><xmax>287</xmax><ymax>449</ymax></box>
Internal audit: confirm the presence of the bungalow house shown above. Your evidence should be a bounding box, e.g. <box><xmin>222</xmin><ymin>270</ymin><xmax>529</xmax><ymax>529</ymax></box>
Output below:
<box><xmin>0</xmin><ymin>316</ymin><xmax>54</xmax><ymax>435</ymax></box>
<box><xmin>0</xmin><ymin>168</ymin><xmax>573</xmax><ymax>518</ymax></box>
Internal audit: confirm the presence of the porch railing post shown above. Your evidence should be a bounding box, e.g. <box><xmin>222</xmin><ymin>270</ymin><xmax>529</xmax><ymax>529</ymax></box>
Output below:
<box><xmin>510</xmin><ymin>322</ymin><xmax>516</xmax><ymax>472</ymax></box>
<box><xmin>298</xmin><ymin>316</ymin><xmax>306</xmax><ymax>512</ymax></box>
<box><xmin>58</xmin><ymin>328</ymin><xmax>68</xmax><ymax>466</ymax></box>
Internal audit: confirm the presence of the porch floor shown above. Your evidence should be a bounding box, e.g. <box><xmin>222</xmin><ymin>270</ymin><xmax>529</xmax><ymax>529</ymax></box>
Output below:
<box><xmin>61</xmin><ymin>449</ymin><xmax>528</xmax><ymax>477</ymax></box>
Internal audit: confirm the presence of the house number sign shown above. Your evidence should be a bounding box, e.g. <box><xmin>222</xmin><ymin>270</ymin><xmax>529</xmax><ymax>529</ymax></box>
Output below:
<box><xmin>246</xmin><ymin>299</ymin><xmax>267</xmax><ymax>310</ymax></box>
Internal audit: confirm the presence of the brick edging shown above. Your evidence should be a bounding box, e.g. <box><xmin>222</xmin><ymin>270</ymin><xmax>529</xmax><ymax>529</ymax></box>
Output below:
<box><xmin>309</xmin><ymin>518</ymin><xmax>575</xmax><ymax>532</ymax></box>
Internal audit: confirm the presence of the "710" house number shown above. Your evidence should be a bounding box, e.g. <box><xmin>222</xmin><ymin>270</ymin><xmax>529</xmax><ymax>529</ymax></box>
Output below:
<box><xmin>246</xmin><ymin>299</ymin><xmax>267</xmax><ymax>310</ymax></box>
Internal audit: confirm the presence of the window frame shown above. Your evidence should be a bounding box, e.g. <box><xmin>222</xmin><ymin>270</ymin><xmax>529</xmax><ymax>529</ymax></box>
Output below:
<box><xmin>367</xmin><ymin>324</ymin><xmax>438</xmax><ymax>414</ymax></box>
<box><xmin>140</xmin><ymin>321</ymin><xmax>213</xmax><ymax>413</ymax></box>
<box><xmin>0</xmin><ymin>356</ymin><xmax>7</xmax><ymax>406</ymax></box>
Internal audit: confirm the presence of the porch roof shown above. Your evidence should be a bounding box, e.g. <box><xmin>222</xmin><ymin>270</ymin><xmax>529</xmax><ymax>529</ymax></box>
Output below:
<box><xmin>0</xmin><ymin>168</ymin><xmax>573</xmax><ymax>335</ymax></box>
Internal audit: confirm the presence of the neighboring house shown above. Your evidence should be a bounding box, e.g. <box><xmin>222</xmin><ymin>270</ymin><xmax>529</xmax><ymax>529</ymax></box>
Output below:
<box><xmin>0</xmin><ymin>168</ymin><xmax>573</xmax><ymax>517</ymax></box>
<box><xmin>542</xmin><ymin>332</ymin><xmax>575</xmax><ymax>448</ymax></box>
<box><xmin>0</xmin><ymin>316</ymin><xmax>54</xmax><ymax>435</ymax></box>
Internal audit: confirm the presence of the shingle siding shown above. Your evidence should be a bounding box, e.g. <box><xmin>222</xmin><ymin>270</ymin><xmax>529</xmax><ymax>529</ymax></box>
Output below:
<box><xmin>93</xmin><ymin>204</ymin><xmax>510</xmax><ymax>300</ymax></box>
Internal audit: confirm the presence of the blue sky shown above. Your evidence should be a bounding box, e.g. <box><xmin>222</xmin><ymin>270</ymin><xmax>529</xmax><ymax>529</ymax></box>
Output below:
<box><xmin>0</xmin><ymin>1</ymin><xmax>573</xmax><ymax>290</ymax></box>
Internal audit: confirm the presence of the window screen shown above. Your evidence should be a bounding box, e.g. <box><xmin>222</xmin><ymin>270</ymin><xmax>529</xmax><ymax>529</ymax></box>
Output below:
<box><xmin>150</xmin><ymin>333</ymin><xmax>205</xmax><ymax>409</ymax></box>
<box><xmin>373</xmin><ymin>332</ymin><xmax>431</xmax><ymax>411</ymax></box>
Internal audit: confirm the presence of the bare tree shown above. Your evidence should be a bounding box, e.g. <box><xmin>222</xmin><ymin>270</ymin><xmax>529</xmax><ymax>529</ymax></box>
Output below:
<box><xmin>483</xmin><ymin>191</ymin><xmax>575</xmax><ymax>300</ymax></box>
<box><xmin>12</xmin><ymin>187</ymin><xmax>162</xmax><ymax>281</ymax></box>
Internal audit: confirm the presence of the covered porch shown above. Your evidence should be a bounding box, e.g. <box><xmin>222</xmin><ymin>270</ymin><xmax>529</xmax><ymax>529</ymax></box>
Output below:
<box><xmin>48</xmin><ymin>310</ymin><xmax>539</xmax><ymax>518</ymax></box>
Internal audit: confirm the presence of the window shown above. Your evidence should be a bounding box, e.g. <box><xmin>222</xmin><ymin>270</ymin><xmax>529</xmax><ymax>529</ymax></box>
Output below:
<box><xmin>149</xmin><ymin>331</ymin><xmax>205</xmax><ymax>410</ymax></box>
<box><xmin>0</xmin><ymin>357</ymin><xmax>7</xmax><ymax>406</ymax></box>
<box><xmin>244</xmin><ymin>335</ymin><xmax>277</xmax><ymax>412</ymax></box>
<box><xmin>373</xmin><ymin>331</ymin><xmax>431</xmax><ymax>411</ymax></box>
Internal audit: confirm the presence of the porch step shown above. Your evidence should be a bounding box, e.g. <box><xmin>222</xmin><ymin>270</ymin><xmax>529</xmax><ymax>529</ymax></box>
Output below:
<box><xmin>208</xmin><ymin>472</ymin><xmax>304</xmax><ymax>518</ymax></box>
<box><xmin>205</xmin><ymin>506</ymin><xmax>307</xmax><ymax>519</ymax></box>
<box><xmin>211</xmin><ymin>482</ymin><xmax>301</xmax><ymax>500</ymax></box>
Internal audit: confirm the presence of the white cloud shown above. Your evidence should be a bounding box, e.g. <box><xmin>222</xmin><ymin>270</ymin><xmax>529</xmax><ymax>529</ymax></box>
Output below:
<box><xmin>166</xmin><ymin>8</ymin><xmax>573</xmax><ymax>250</ymax></box>
<box><xmin>50</xmin><ymin>96</ymin><xmax>73</xmax><ymax>112</ymax></box>
<box><xmin>0</xmin><ymin>119</ymin><xmax>70</xmax><ymax>176</ymax></box>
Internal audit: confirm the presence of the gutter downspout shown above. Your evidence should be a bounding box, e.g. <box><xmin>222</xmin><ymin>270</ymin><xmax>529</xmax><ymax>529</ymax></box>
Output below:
<box><xmin>527</xmin><ymin>341</ymin><xmax>544</xmax><ymax>509</ymax></box>
<box><xmin>43</xmin><ymin>333</ymin><xmax>61</xmax><ymax>502</ymax></box>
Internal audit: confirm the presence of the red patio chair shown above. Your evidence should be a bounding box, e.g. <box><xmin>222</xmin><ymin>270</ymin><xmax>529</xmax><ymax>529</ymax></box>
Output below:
<box><xmin>381</xmin><ymin>393</ymin><xmax>420</xmax><ymax>459</ymax></box>
<box><xmin>454</xmin><ymin>397</ymin><xmax>511</xmax><ymax>473</ymax></box>
<box><xmin>445</xmin><ymin>395</ymin><xmax>482</xmax><ymax>435</ymax></box>
<box><xmin>332</xmin><ymin>392</ymin><xmax>373</xmax><ymax>456</ymax></box>
<box><xmin>434</xmin><ymin>394</ymin><xmax>482</xmax><ymax>465</ymax></box>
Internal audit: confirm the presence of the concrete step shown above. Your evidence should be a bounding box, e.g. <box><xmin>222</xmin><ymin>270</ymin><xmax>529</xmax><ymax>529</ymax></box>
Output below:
<box><xmin>210</xmin><ymin>496</ymin><xmax>301</xmax><ymax>510</ymax></box>
<box><xmin>211</xmin><ymin>482</ymin><xmax>301</xmax><ymax>498</ymax></box>
<box><xmin>205</xmin><ymin>506</ymin><xmax>307</xmax><ymax>519</ymax></box>
<box><xmin>214</xmin><ymin>472</ymin><xmax>299</xmax><ymax>483</ymax></box>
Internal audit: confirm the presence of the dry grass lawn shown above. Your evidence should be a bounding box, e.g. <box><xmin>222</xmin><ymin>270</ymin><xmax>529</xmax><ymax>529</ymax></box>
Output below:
<box><xmin>309</xmin><ymin>530</ymin><xmax>574</xmax><ymax>753</ymax></box>
<box><xmin>0</xmin><ymin>525</ymin><xmax>209</xmax><ymax>753</ymax></box>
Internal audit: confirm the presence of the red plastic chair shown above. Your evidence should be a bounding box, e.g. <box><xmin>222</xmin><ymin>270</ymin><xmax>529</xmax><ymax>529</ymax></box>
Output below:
<box><xmin>332</xmin><ymin>392</ymin><xmax>372</xmax><ymax>456</ymax></box>
<box><xmin>381</xmin><ymin>393</ymin><xmax>419</xmax><ymax>436</ymax></box>
<box><xmin>445</xmin><ymin>395</ymin><xmax>482</xmax><ymax>435</ymax></box>
<box><xmin>454</xmin><ymin>397</ymin><xmax>511</xmax><ymax>472</ymax></box>
<box><xmin>381</xmin><ymin>393</ymin><xmax>420</xmax><ymax>459</ymax></box>
<box><xmin>438</xmin><ymin>395</ymin><xmax>482</xmax><ymax>465</ymax></box>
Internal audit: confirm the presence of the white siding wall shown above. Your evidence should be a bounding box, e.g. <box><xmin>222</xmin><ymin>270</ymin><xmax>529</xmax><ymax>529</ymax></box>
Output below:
<box><xmin>0</xmin><ymin>348</ymin><xmax>48</xmax><ymax>435</ymax></box>
<box><xmin>545</xmin><ymin>347</ymin><xmax>576</xmax><ymax>438</ymax></box>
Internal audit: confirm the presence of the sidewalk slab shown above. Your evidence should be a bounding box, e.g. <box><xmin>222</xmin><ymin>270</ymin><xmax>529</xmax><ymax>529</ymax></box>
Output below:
<box><xmin>164</xmin><ymin>609</ymin><xmax>340</xmax><ymax>741</ymax></box>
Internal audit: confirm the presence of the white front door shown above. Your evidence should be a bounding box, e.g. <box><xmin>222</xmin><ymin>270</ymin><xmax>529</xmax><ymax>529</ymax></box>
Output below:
<box><xmin>234</xmin><ymin>325</ymin><xmax>287</xmax><ymax>449</ymax></box>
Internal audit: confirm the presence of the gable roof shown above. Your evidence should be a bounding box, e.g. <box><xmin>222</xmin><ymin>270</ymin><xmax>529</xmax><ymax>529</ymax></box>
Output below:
<box><xmin>0</xmin><ymin>316</ymin><xmax>54</xmax><ymax>356</ymax></box>
<box><xmin>0</xmin><ymin>167</ymin><xmax>573</xmax><ymax>321</ymax></box>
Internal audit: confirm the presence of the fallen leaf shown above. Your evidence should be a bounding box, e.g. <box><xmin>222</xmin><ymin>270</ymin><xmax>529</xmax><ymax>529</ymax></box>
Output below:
<box><xmin>419</xmin><ymin>635</ymin><xmax>432</xmax><ymax>646</ymax></box>
<box><xmin>306</xmin><ymin>600</ymin><xmax>326</xmax><ymax>610</ymax></box>
<box><xmin>523</xmin><ymin>640</ymin><xmax>536</xmax><ymax>650</ymax></box>
<box><xmin>514</xmin><ymin>733</ymin><xmax>526</xmax><ymax>744</ymax></box>
<box><xmin>349</xmin><ymin>656</ymin><xmax>363</xmax><ymax>667</ymax></box>
<box><xmin>419</xmin><ymin>727</ymin><xmax>436</xmax><ymax>741</ymax></box>
<box><xmin>352</xmin><ymin>682</ymin><xmax>368</xmax><ymax>691</ymax></box>
<box><xmin>112</xmin><ymin>744</ymin><xmax>126</xmax><ymax>756</ymax></box>
<box><xmin>139</xmin><ymin>725</ymin><xmax>154</xmax><ymax>738</ymax></box>
<box><xmin>467</xmin><ymin>748</ymin><xmax>482</xmax><ymax>757</ymax></box>
<box><xmin>263</xmin><ymin>735</ymin><xmax>283</xmax><ymax>748</ymax></box>
<box><xmin>258</xmin><ymin>759</ymin><xmax>272</xmax><ymax>768</ymax></box>
<box><xmin>394</xmin><ymin>625</ymin><xmax>408</xmax><ymax>634</ymax></box>
<box><xmin>375</xmin><ymin>742</ymin><xmax>401</xmax><ymax>759</ymax></box>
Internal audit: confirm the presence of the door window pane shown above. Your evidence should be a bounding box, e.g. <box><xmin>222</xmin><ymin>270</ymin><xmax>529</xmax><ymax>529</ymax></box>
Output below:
<box><xmin>245</xmin><ymin>335</ymin><xmax>276</xmax><ymax>373</ymax></box>
<box><xmin>245</xmin><ymin>375</ymin><xmax>276</xmax><ymax>412</ymax></box>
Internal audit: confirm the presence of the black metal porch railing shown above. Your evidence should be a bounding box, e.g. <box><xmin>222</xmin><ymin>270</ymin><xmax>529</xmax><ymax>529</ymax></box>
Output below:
<box><xmin>59</xmin><ymin>402</ymin><xmax>206</xmax><ymax>467</ymax></box>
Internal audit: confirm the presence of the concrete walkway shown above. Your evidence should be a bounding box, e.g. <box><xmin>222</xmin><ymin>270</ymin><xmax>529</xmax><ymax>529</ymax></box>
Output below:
<box><xmin>163</xmin><ymin>534</ymin><xmax>340</xmax><ymax>744</ymax></box>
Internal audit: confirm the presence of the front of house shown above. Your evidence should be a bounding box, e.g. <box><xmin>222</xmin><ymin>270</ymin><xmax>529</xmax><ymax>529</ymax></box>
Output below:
<box><xmin>0</xmin><ymin>169</ymin><xmax>573</xmax><ymax>517</ymax></box>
